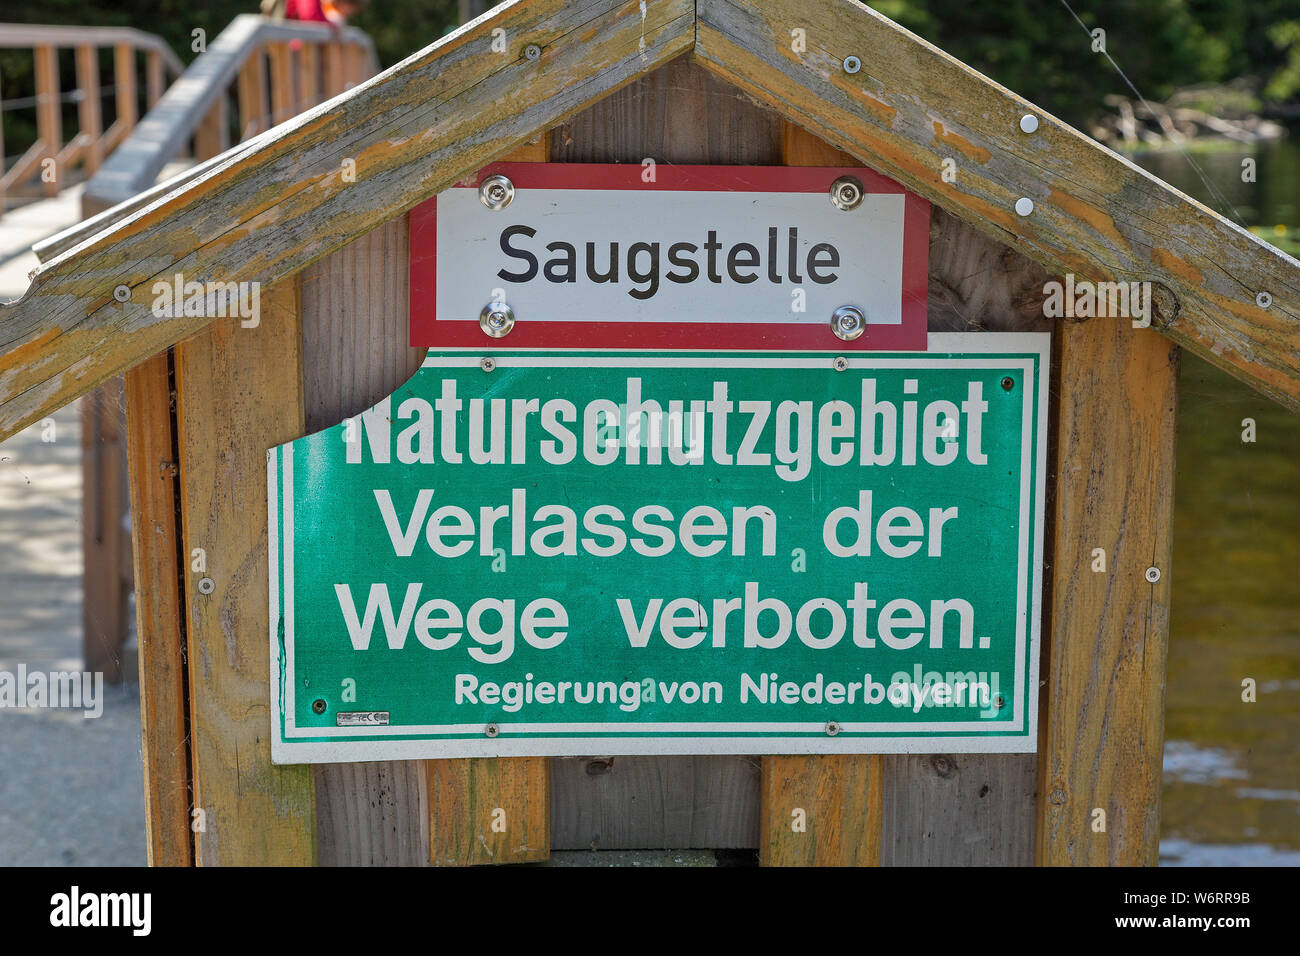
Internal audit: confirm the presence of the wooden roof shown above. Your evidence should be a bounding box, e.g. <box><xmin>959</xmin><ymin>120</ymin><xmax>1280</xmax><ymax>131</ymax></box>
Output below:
<box><xmin>1</xmin><ymin>0</ymin><xmax>1296</xmax><ymax>441</ymax></box>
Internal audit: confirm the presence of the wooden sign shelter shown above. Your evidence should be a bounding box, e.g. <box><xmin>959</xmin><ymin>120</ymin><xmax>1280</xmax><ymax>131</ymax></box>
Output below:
<box><xmin>1</xmin><ymin>0</ymin><xmax>1296</xmax><ymax>867</ymax></box>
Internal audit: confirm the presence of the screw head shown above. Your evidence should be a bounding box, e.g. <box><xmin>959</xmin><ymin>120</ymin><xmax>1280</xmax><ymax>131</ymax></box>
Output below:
<box><xmin>312</xmin><ymin>698</ymin><xmax>327</xmax><ymax>715</ymax></box>
<box><xmin>524</xmin><ymin>43</ymin><xmax>542</xmax><ymax>61</ymax></box>
<box><xmin>197</xmin><ymin>577</ymin><xmax>215</xmax><ymax>595</ymax></box>
<box><xmin>829</xmin><ymin>175</ymin><xmax>865</xmax><ymax>212</ymax></box>
<box><xmin>1001</xmin><ymin>376</ymin><xmax>1015</xmax><ymax>391</ymax></box>
<box><xmin>1015</xmin><ymin>197</ymin><xmax>1035</xmax><ymax>217</ymax></box>
<box><xmin>1019</xmin><ymin>113</ymin><xmax>1039</xmax><ymax>134</ymax></box>
<box><xmin>479</xmin><ymin>302</ymin><xmax>515</xmax><ymax>338</ymax></box>
<box><xmin>480</xmin><ymin>356</ymin><xmax>497</xmax><ymax>372</ymax></box>
<box><xmin>825</xmin><ymin>720</ymin><xmax>841</xmax><ymax>737</ymax></box>
<box><xmin>113</xmin><ymin>284</ymin><xmax>131</xmax><ymax>302</ymax></box>
<box><xmin>994</xmin><ymin>695</ymin><xmax>1006</xmax><ymax>710</ymax></box>
<box><xmin>833</xmin><ymin>356</ymin><xmax>849</xmax><ymax>372</ymax></box>
<box><xmin>1145</xmin><ymin>566</ymin><xmax>1162</xmax><ymax>583</ymax></box>
<box><xmin>831</xmin><ymin>305</ymin><xmax>866</xmax><ymax>341</ymax></box>
<box><xmin>1256</xmin><ymin>291</ymin><xmax>1273</xmax><ymax>309</ymax></box>
<box><xmin>478</xmin><ymin>173</ymin><xmax>515</xmax><ymax>210</ymax></box>
<box><xmin>842</xmin><ymin>55</ymin><xmax>861</xmax><ymax>74</ymax></box>
<box><xmin>485</xmin><ymin>723</ymin><xmax>500</xmax><ymax>738</ymax></box>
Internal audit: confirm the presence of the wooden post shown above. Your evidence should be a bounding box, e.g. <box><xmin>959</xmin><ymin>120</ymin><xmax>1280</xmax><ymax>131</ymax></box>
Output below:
<box><xmin>34</xmin><ymin>45</ymin><xmax>61</xmax><ymax>196</ymax></box>
<box><xmin>236</xmin><ymin>51</ymin><xmax>270</xmax><ymax>140</ymax></box>
<box><xmin>125</xmin><ymin>351</ymin><xmax>194</xmax><ymax>866</ymax></box>
<box><xmin>297</xmin><ymin>43</ymin><xmax>321</xmax><ymax>112</ymax></box>
<box><xmin>424</xmin><ymin>135</ymin><xmax>554</xmax><ymax>868</ymax></box>
<box><xmin>114</xmin><ymin>43</ymin><xmax>138</xmax><ymax>133</ymax></box>
<box><xmin>324</xmin><ymin>43</ymin><xmax>346</xmax><ymax>98</ymax></box>
<box><xmin>1036</xmin><ymin>323</ymin><xmax>1178</xmax><ymax>866</ymax></box>
<box><xmin>75</xmin><ymin>45</ymin><xmax>104</xmax><ymax>175</ymax></box>
<box><xmin>81</xmin><ymin>378</ymin><xmax>129</xmax><ymax>685</ymax></box>
<box><xmin>145</xmin><ymin>49</ymin><xmax>166</xmax><ymax>110</ymax></box>
<box><xmin>267</xmin><ymin>43</ymin><xmax>294</xmax><ymax>126</ymax></box>
<box><xmin>755</xmin><ymin>124</ymin><xmax>883</xmax><ymax>867</ymax></box>
<box><xmin>175</xmin><ymin>280</ymin><xmax>316</xmax><ymax>865</ymax></box>
<box><xmin>195</xmin><ymin>96</ymin><xmax>229</xmax><ymax>162</ymax></box>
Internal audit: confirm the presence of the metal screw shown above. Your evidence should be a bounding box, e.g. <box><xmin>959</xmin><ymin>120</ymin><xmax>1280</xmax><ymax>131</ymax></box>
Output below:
<box><xmin>1256</xmin><ymin>291</ymin><xmax>1272</xmax><ymax>309</ymax></box>
<box><xmin>480</xmin><ymin>356</ymin><xmax>496</xmax><ymax>372</ymax></box>
<box><xmin>833</xmin><ymin>356</ymin><xmax>849</xmax><ymax>372</ymax></box>
<box><xmin>825</xmin><ymin>720</ymin><xmax>841</xmax><ymax>736</ymax></box>
<box><xmin>831</xmin><ymin>305</ymin><xmax>866</xmax><ymax>341</ymax></box>
<box><xmin>829</xmin><ymin>175</ymin><xmax>864</xmax><ymax>211</ymax></box>
<box><xmin>994</xmin><ymin>695</ymin><xmax>1005</xmax><ymax>710</ymax></box>
<box><xmin>312</xmin><ymin>698</ymin><xmax>327</xmax><ymax>715</ymax></box>
<box><xmin>1145</xmin><ymin>566</ymin><xmax>1161</xmax><ymax>583</ymax></box>
<box><xmin>485</xmin><ymin>723</ymin><xmax>500</xmax><ymax>738</ymax></box>
<box><xmin>1001</xmin><ymin>376</ymin><xmax>1015</xmax><ymax>391</ymax></box>
<box><xmin>478</xmin><ymin>173</ymin><xmax>515</xmax><ymax>210</ymax></box>
<box><xmin>479</xmin><ymin>302</ymin><xmax>515</xmax><ymax>338</ymax></box>
<box><xmin>842</xmin><ymin>55</ymin><xmax>861</xmax><ymax>74</ymax></box>
<box><xmin>524</xmin><ymin>44</ymin><xmax>542</xmax><ymax>61</ymax></box>
<box><xmin>1015</xmin><ymin>197</ymin><xmax>1034</xmax><ymax>216</ymax></box>
<box><xmin>1019</xmin><ymin>113</ymin><xmax>1039</xmax><ymax>134</ymax></box>
<box><xmin>113</xmin><ymin>284</ymin><xmax>130</xmax><ymax>302</ymax></box>
<box><xmin>197</xmin><ymin>577</ymin><xmax>215</xmax><ymax>595</ymax></box>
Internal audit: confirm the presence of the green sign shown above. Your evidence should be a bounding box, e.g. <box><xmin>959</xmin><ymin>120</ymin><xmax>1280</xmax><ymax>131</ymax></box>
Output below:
<box><xmin>269</xmin><ymin>334</ymin><xmax>1048</xmax><ymax>763</ymax></box>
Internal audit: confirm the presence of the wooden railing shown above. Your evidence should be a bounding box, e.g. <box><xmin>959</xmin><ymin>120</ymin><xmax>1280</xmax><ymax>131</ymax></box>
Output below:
<box><xmin>81</xmin><ymin>14</ymin><xmax>377</xmax><ymax>216</ymax></box>
<box><xmin>21</xmin><ymin>15</ymin><xmax>378</xmax><ymax>684</ymax></box>
<box><xmin>0</xmin><ymin>25</ymin><xmax>184</xmax><ymax>209</ymax></box>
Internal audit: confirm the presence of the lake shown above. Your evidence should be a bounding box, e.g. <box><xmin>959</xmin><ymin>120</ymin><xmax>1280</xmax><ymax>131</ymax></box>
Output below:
<box><xmin>1134</xmin><ymin>134</ymin><xmax>1300</xmax><ymax>865</ymax></box>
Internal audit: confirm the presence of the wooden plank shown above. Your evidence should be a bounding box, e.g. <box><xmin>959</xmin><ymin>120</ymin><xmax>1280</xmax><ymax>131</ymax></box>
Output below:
<box><xmin>693</xmin><ymin>0</ymin><xmax>1299</xmax><ymax>411</ymax></box>
<box><xmin>146</xmin><ymin>50</ymin><xmax>166</xmax><ymax>109</ymax></box>
<box><xmin>430</xmin><ymin>759</ymin><xmax>549</xmax><ymax>865</ymax></box>
<box><xmin>175</xmin><ymin>279</ymin><xmax>316</xmax><ymax>865</ymax></box>
<box><xmin>324</xmin><ymin>43</ymin><xmax>346</xmax><ymax>97</ymax></box>
<box><xmin>0</xmin><ymin>27</ymin><xmax>184</xmax><ymax>74</ymax></box>
<box><xmin>297</xmin><ymin>43</ymin><xmax>321</xmax><ymax>112</ymax></box>
<box><xmin>422</xmin><ymin>134</ymin><xmax>552</xmax><ymax>866</ymax></box>
<box><xmin>548</xmin><ymin>58</ymin><xmax>777</xmax><ymax>850</ymax></box>
<box><xmin>267</xmin><ymin>43</ymin><xmax>294</xmax><ymax>126</ymax></box>
<box><xmin>298</xmin><ymin>216</ymin><xmax>429</xmax><ymax>866</ymax></box>
<box><xmin>551</xmin><ymin>756</ymin><xmax>760</xmax><ymax>850</ymax></box>
<box><xmin>1036</xmin><ymin>323</ymin><xmax>1178</xmax><ymax>866</ymax></box>
<box><xmin>761</xmin><ymin>756</ymin><xmax>882</xmax><ymax>866</ymax></box>
<box><xmin>195</xmin><ymin>96</ymin><xmax>229</xmax><ymax>162</ymax></box>
<box><xmin>34</xmin><ymin>45</ymin><xmax>61</xmax><ymax>196</ymax></box>
<box><xmin>0</xmin><ymin>0</ymin><xmax>695</xmax><ymax>443</ymax></box>
<box><xmin>114</xmin><ymin>43</ymin><xmax>138</xmax><ymax>132</ymax></box>
<box><xmin>75</xmin><ymin>45</ymin><xmax>104</xmax><ymax>175</ymax></box>
<box><xmin>751</xmin><ymin>123</ymin><xmax>883</xmax><ymax>867</ymax></box>
<box><xmin>237</xmin><ymin>50</ymin><xmax>270</xmax><ymax>140</ymax></box>
<box><xmin>124</xmin><ymin>350</ymin><xmax>193</xmax><ymax>866</ymax></box>
<box><xmin>80</xmin><ymin>377</ymin><xmax>129</xmax><ymax>684</ymax></box>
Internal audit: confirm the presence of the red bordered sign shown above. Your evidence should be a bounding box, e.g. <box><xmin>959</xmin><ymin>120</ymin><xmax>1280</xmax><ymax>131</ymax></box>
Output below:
<box><xmin>410</xmin><ymin>162</ymin><xmax>928</xmax><ymax>351</ymax></box>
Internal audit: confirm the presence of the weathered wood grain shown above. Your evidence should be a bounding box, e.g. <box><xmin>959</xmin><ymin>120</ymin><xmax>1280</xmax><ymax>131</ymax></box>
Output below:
<box><xmin>881</xmin><ymin>754</ymin><xmax>1039</xmax><ymax>866</ymax></box>
<box><xmin>423</xmin><ymin>134</ymin><xmax>553</xmax><ymax>867</ymax></box>
<box><xmin>761</xmin><ymin>755</ymin><xmax>882</xmax><ymax>866</ymax></box>
<box><xmin>80</xmin><ymin>376</ymin><xmax>130</xmax><ymax>684</ymax></box>
<box><xmin>299</xmin><ymin>216</ymin><xmax>430</xmax><ymax>867</ymax></box>
<box><xmin>1036</xmin><ymin>323</ymin><xmax>1178</xmax><ymax>866</ymax></box>
<box><xmin>316</xmin><ymin>761</ymin><xmax>428</xmax><ymax>866</ymax></box>
<box><xmin>693</xmin><ymin>0</ymin><xmax>1299</xmax><ymax>410</ymax></box>
<box><xmin>175</xmin><ymin>279</ymin><xmax>316</xmax><ymax>865</ymax></box>
<box><xmin>430</xmin><ymin>758</ymin><xmax>550</xmax><ymax>865</ymax></box>
<box><xmin>546</xmin><ymin>58</ymin><xmax>778</xmax><ymax>851</ymax></box>
<box><xmin>0</xmin><ymin>0</ymin><xmax>695</xmax><ymax>443</ymax></box>
<box><xmin>551</xmin><ymin>756</ymin><xmax>760</xmax><ymax>849</ymax></box>
<box><xmin>124</xmin><ymin>350</ymin><xmax>193</xmax><ymax>866</ymax></box>
<box><xmin>755</xmin><ymin>123</ymin><xmax>884</xmax><ymax>867</ymax></box>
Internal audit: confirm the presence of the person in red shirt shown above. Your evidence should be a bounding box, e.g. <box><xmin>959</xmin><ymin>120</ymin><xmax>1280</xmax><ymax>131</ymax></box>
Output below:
<box><xmin>285</xmin><ymin>0</ymin><xmax>365</xmax><ymax>29</ymax></box>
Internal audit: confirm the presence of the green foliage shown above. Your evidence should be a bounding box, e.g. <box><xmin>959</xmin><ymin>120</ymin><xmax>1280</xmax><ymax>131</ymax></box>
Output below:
<box><xmin>1264</xmin><ymin>21</ymin><xmax>1300</xmax><ymax>101</ymax></box>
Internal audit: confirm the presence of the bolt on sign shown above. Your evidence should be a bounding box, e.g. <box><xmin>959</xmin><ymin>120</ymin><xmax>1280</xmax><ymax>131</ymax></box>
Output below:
<box><xmin>269</xmin><ymin>165</ymin><xmax>1048</xmax><ymax>763</ymax></box>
